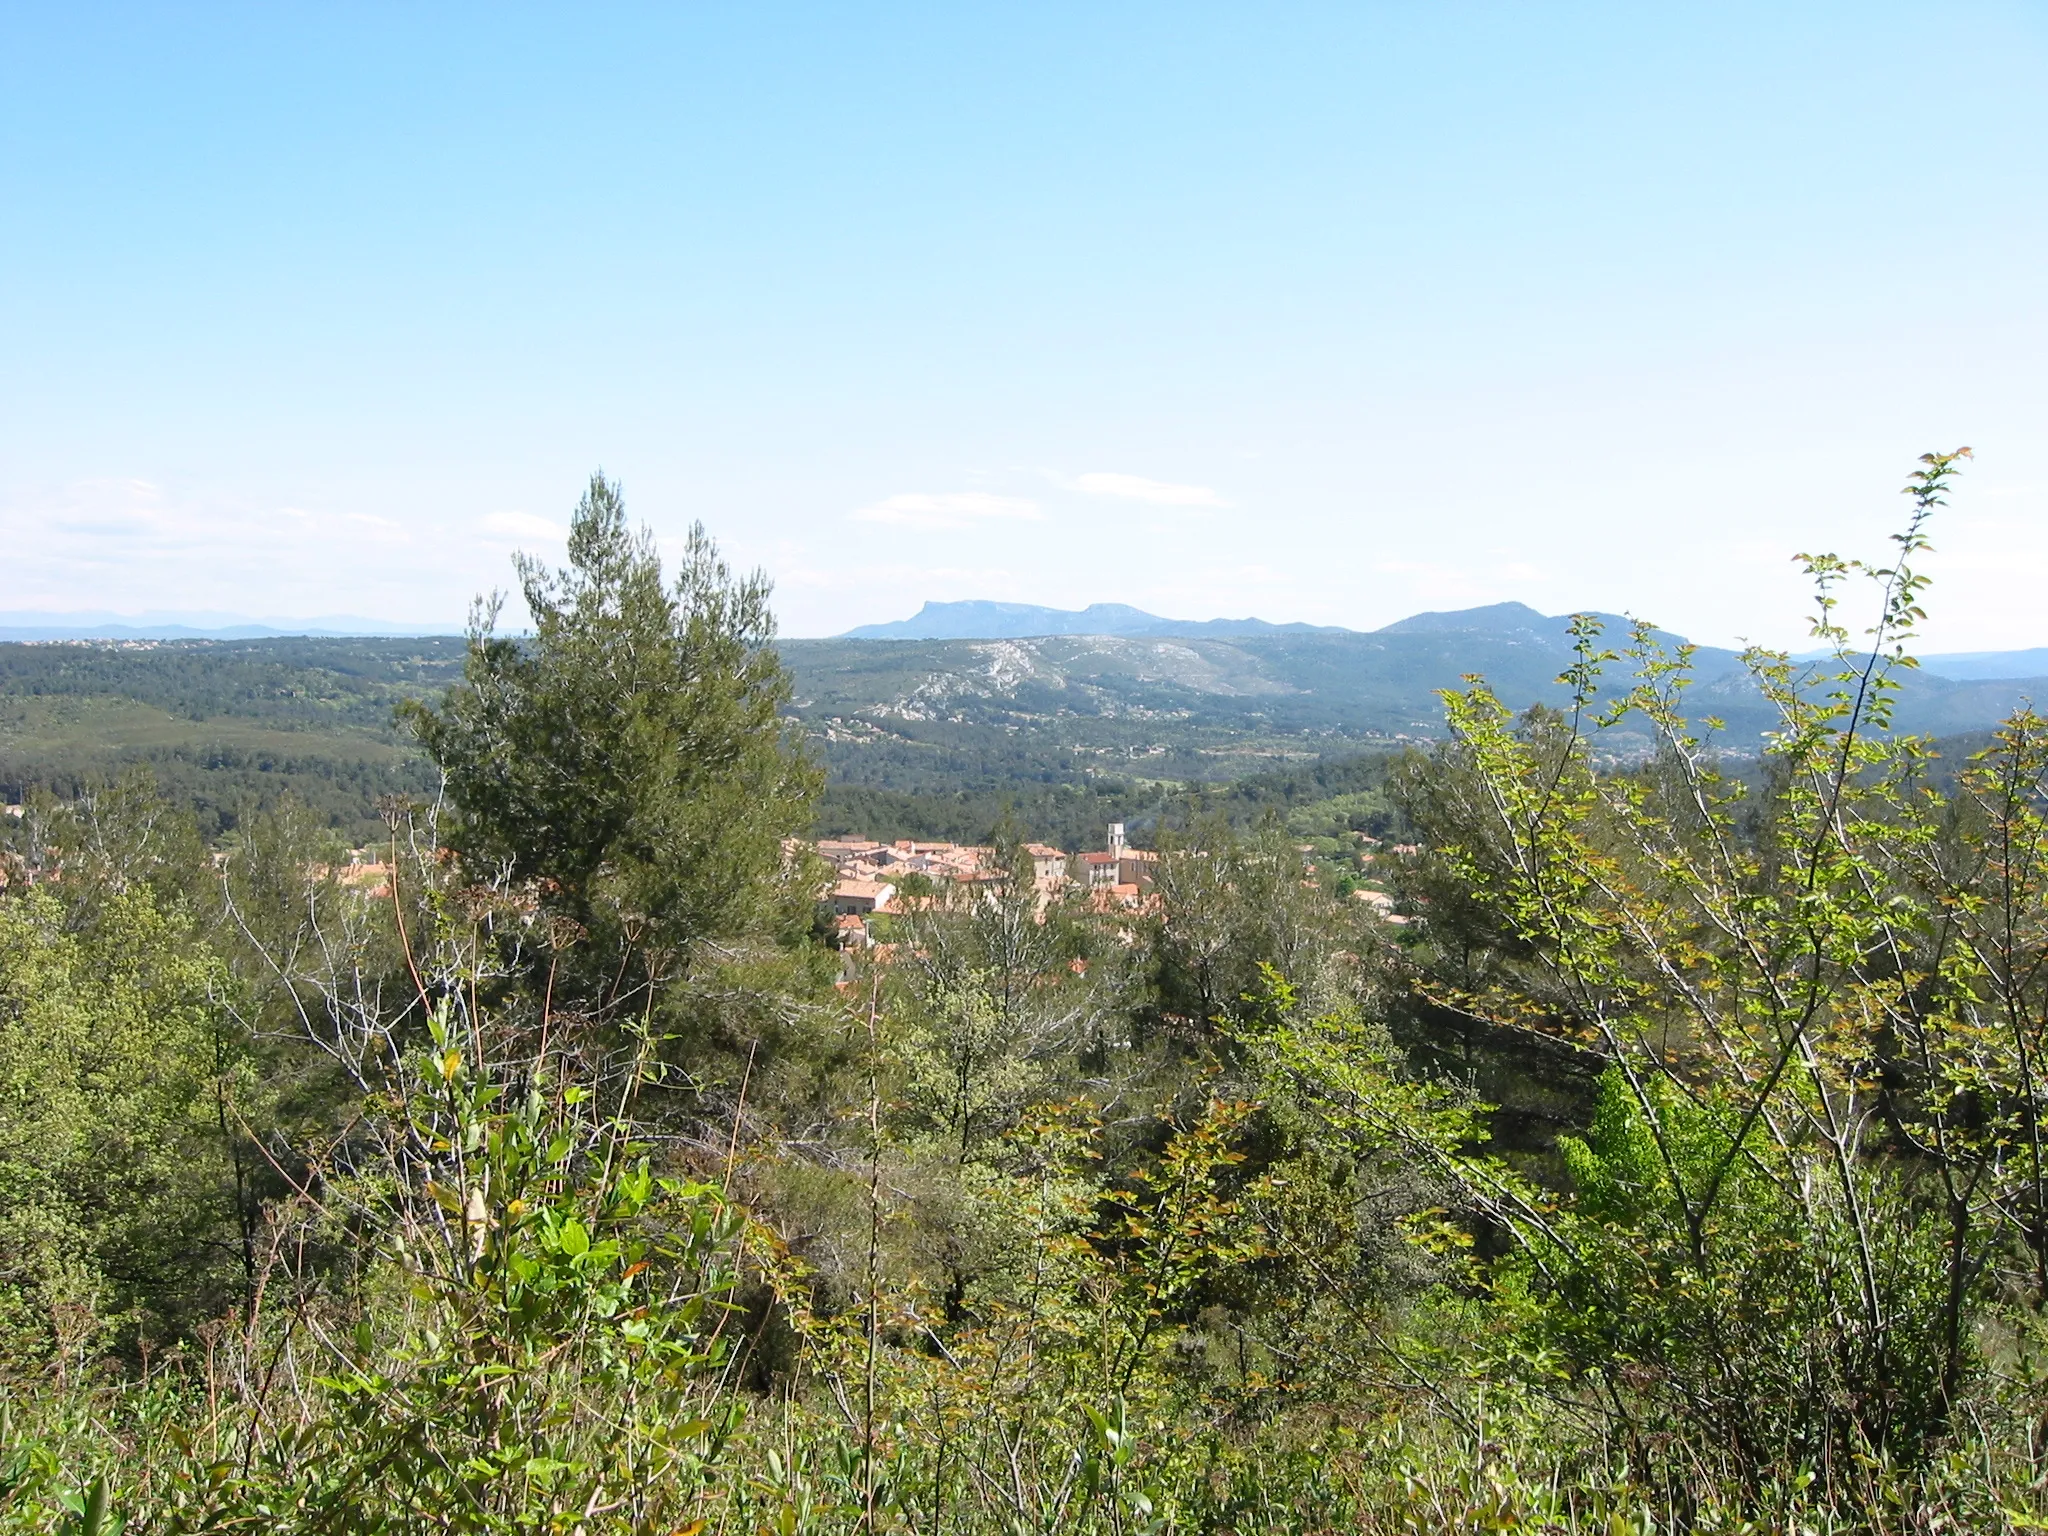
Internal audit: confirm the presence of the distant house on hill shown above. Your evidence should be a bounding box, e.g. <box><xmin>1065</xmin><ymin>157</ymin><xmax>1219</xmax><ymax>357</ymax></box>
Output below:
<box><xmin>1024</xmin><ymin>843</ymin><xmax>1068</xmax><ymax>890</ymax></box>
<box><xmin>1087</xmin><ymin>882</ymin><xmax>1151</xmax><ymax>914</ymax></box>
<box><xmin>1080</xmin><ymin>823</ymin><xmax>1158</xmax><ymax>890</ymax></box>
<box><xmin>816</xmin><ymin>839</ymin><xmax>885</xmax><ymax>865</ymax></box>
<box><xmin>1352</xmin><ymin>888</ymin><xmax>1411</xmax><ymax>925</ymax></box>
<box><xmin>830</xmin><ymin>878</ymin><xmax>896</xmax><ymax>915</ymax></box>
<box><xmin>338</xmin><ymin>859</ymin><xmax>394</xmax><ymax>899</ymax></box>
<box><xmin>304</xmin><ymin>854</ymin><xmax>395</xmax><ymax>899</ymax></box>
<box><xmin>1080</xmin><ymin>851</ymin><xmax>1121</xmax><ymax>888</ymax></box>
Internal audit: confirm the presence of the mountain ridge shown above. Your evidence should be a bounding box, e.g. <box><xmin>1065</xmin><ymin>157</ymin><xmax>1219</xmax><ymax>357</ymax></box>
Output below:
<box><xmin>836</xmin><ymin>599</ymin><xmax>2044</xmax><ymax>682</ymax></box>
<box><xmin>840</xmin><ymin>600</ymin><xmax>1352</xmax><ymax>641</ymax></box>
<box><xmin>0</xmin><ymin>610</ymin><xmax>461</xmax><ymax>642</ymax></box>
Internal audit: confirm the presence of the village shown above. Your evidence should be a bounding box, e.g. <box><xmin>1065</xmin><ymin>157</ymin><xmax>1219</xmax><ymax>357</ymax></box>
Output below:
<box><xmin>2</xmin><ymin>805</ymin><xmax>1416</xmax><ymax>932</ymax></box>
<box><xmin>810</xmin><ymin>820</ymin><xmax>1412</xmax><ymax>948</ymax></box>
<box><xmin>812</xmin><ymin>821</ymin><xmax>1158</xmax><ymax>943</ymax></box>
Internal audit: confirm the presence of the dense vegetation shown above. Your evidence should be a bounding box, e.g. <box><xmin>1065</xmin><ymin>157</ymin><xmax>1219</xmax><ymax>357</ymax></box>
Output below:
<box><xmin>813</xmin><ymin>752</ymin><xmax>1399</xmax><ymax>856</ymax></box>
<box><xmin>780</xmin><ymin>616</ymin><xmax>2048</xmax><ymax>783</ymax></box>
<box><xmin>0</xmin><ymin>639</ymin><xmax>466</xmax><ymax>841</ymax></box>
<box><xmin>12</xmin><ymin>454</ymin><xmax>2048</xmax><ymax>1532</ymax></box>
<box><xmin>14</xmin><ymin>563</ymin><xmax>2048</xmax><ymax>851</ymax></box>
<box><xmin>0</xmin><ymin>635</ymin><xmax>1400</xmax><ymax>856</ymax></box>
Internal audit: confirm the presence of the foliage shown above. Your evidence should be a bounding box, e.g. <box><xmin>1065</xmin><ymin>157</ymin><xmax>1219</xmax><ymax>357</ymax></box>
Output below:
<box><xmin>407</xmin><ymin>474</ymin><xmax>821</xmax><ymax>1011</ymax></box>
<box><xmin>1348</xmin><ymin>450</ymin><xmax>2048</xmax><ymax>1491</ymax></box>
<box><xmin>0</xmin><ymin>638</ymin><xmax>463</xmax><ymax>841</ymax></box>
<box><xmin>1136</xmin><ymin>820</ymin><xmax>1378</xmax><ymax>1035</ymax></box>
<box><xmin>13</xmin><ymin>456</ymin><xmax>2048</xmax><ymax>1531</ymax></box>
<box><xmin>0</xmin><ymin>883</ymin><xmax>244</xmax><ymax>1363</ymax></box>
<box><xmin>266</xmin><ymin>1019</ymin><xmax>753</xmax><ymax>1533</ymax></box>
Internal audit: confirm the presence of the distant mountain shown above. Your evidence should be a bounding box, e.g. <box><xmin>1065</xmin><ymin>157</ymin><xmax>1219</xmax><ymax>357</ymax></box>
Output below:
<box><xmin>785</xmin><ymin>602</ymin><xmax>2048</xmax><ymax>790</ymax></box>
<box><xmin>1377</xmin><ymin>601</ymin><xmax>1710</xmax><ymax>663</ymax></box>
<box><xmin>1919</xmin><ymin>649</ymin><xmax>2048</xmax><ymax>682</ymax></box>
<box><xmin>848</xmin><ymin>600</ymin><xmax>2048</xmax><ymax>685</ymax></box>
<box><xmin>840</xmin><ymin>600</ymin><xmax>1352</xmax><ymax>641</ymax></box>
<box><xmin>1375</xmin><ymin>601</ymin><xmax>1567</xmax><ymax>638</ymax></box>
<box><xmin>787</xmin><ymin>619</ymin><xmax>1749</xmax><ymax>749</ymax></box>
<box><xmin>0</xmin><ymin>610</ymin><xmax>459</xmax><ymax>642</ymax></box>
<box><xmin>847</xmin><ymin>597</ymin><xmax>1692</xmax><ymax>650</ymax></box>
<box><xmin>8</xmin><ymin>620</ymin><xmax>2046</xmax><ymax>835</ymax></box>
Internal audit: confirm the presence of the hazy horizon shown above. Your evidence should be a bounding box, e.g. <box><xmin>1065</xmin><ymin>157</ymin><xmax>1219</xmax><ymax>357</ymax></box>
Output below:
<box><xmin>5</xmin><ymin>594</ymin><xmax>2045</xmax><ymax>660</ymax></box>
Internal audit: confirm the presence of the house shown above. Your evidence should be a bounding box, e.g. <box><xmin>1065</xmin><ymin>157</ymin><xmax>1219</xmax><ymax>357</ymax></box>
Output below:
<box><xmin>1080</xmin><ymin>851</ymin><xmax>1121</xmax><ymax>888</ymax></box>
<box><xmin>337</xmin><ymin>860</ymin><xmax>394</xmax><ymax>899</ymax></box>
<box><xmin>305</xmin><ymin>856</ymin><xmax>396</xmax><ymax>899</ymax></box>
<box><xmin>1024</xmin><ymin>843</ymin><xmax>1068</xmax><ymax>889</ymax></box>
<box><xmin>1352</xmin><ymin>888</ymin><xmax>1411</xmax><ymax>926</ymax></box>
<box><xmin>1116</xmin><ymin>848</ymin><xmax>1158</xmax><ymax>890</ymax></box>
<box><xmin>1087</xmin><ymin>882</ymin><xmax>1155</xmax><ymax>915</ymax></box>
<box><xmin>830</xmin><ymin>878</ymin><xmax>897</xmax><ymax>915</ymax></box>
<box><xmin>802</xmin><ymin>834</ymin><xmax>1083</xmax><ymax>906</ymax></box>
<box><xmin>815</xmin><ymin>839</ymin><xmax>886</xmax><ymax>868</ymax></box>
<box><xmin>924</xmin><ymin>845</ymin><xmax>994</xmax><ymax>880</ymax></box>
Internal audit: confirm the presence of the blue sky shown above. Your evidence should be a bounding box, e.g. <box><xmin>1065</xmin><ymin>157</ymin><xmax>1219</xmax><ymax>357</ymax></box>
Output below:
<box><xmin>3</xmin><ymin>3</ymin><xmax>2044</xmax><ymax>646</ymax></box>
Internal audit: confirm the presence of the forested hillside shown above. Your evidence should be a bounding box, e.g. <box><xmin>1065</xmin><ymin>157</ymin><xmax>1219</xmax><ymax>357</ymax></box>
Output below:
<box><xmin>782</xmin><ymin>617</ymin><xmax>2048</xmax><ymax>790</ymax></box>
<box><xmin>813</xmin><ymin>749</ymin><xmax>1402</xmax><ymax>860</ymax></box>
<box><xmin>0</xmin><ymin>632</ymin><xmax>1396</xmax><ymax>851</ymax></box>
<box><xmin>11</xmin><ymin>457</ymin><xmax>2048</xmax><ymax>1532</ymax></box>
<box><xmin>10</xmin><ymin>594</ymin><xmax>2046</xmax><ymax>849</ymax></box>
<box><xmin>0</xmin><ymin>638</ymin><xmax>465</xmax><ymax>839</ymax></box>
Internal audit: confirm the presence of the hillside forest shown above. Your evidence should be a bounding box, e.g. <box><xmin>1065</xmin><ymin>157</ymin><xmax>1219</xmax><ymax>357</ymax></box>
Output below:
<box><xmin>11</xmin><ymin>452</ymin><xmax>2048</xmax><ymax>1531</ymax></box>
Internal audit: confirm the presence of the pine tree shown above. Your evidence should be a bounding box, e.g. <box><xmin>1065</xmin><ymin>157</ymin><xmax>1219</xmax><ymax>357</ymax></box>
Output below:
<box><xmin>408</xmin><ymin>474</ymin><xmax>820</xmax><ymax>1013</ymax></box>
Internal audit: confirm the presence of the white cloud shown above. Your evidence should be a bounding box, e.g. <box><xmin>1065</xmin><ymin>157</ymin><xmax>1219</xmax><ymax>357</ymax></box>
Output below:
<box><xmin>480</xmin><ymin>510</ymin><xmax>568</xmax><ymax>543</ymax></box>
<box><xmin>1073</xmin><ymin>472</ymin><xmax>1228</xmax><ymax>508</ymax></box>
<box><xmin>850</xmin><ymin>492</ymin><xmax>1042</xmax><ymax>530</ymax></box>
<box><xmin>0</xmin><ymin>477</ymin><xmax>478</xmax><ymax>625</ymax></box>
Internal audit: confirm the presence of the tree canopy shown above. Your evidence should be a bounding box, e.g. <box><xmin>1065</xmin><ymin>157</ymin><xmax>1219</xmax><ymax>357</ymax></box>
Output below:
<box><xmin>407</xmin><ymin>474</ymin><xmax>819</xmax><ymax>1003</ymax></box>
